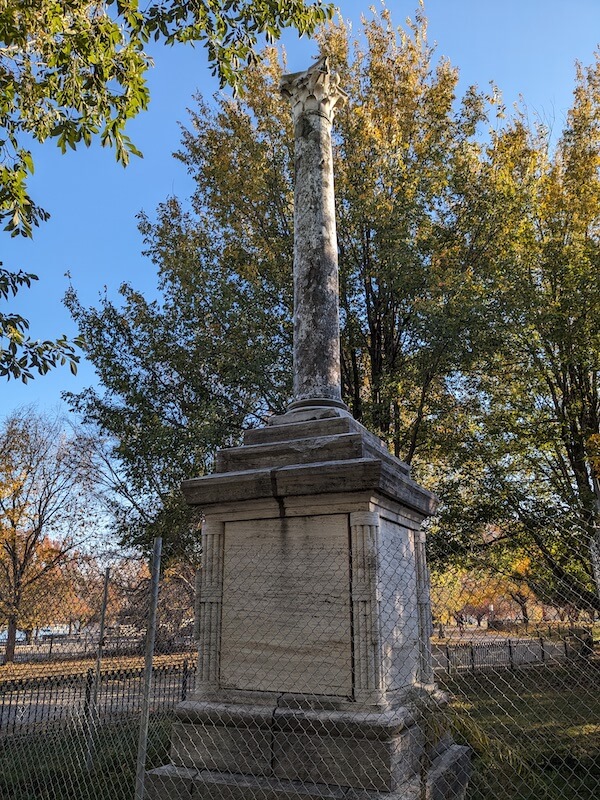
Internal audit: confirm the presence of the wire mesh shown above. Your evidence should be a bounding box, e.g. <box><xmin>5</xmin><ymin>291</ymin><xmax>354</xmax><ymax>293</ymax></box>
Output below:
<box><xmin>0</xmin><ymin>525</ymin><xmax>598</xmax><ymax>800</ymax></box>
<box><xmin>0</xmin><ymin>556</ymin><xmax>195</xmax><ymax>800</ymax></box>
<box><xmin>427</xmin><ymin>526</ymin><xmax>600</xmax><ymax>800</ymax></box>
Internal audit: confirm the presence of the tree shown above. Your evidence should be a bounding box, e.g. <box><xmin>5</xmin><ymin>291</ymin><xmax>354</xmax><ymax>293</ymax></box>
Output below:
<box><xmin>430</xmin><ymin>57</ymin><xmax>600</xmax><ymax>614</ymax></box>
<box><xmin>1</xmin><ymin>0</ymin><xmax>333</xmax><ymax>381</ymax></box>
<box><xmin>323</xmin><ymin>12</ymin><xmax>491</xmax><ymax>458</ymax></box>
<box><xmin>65</xmin><ymin>8</ymin><xmax>600</xmax><ymax>612</ymax></box>
<box><xmin>67</xmin><ymin>274</ymin><xmax>275</xmax><ymax>555</ymax></box>
<box><xmin>67</xmin><ymin>9</ymin><xmax>494</xmax><ymax>553</ymax></box>
<box><xmin>431</xmin><ymin>566</ymin><xmax>495</xmax><ymax>629</ymax></box>
<box><xmin>0</xmin><ymin>409</ymin><xmax>100</xmax><ymax>661</ymax></box>
<box><xmin>157</xmin><ymin>558</ymin><xmax>197</xmax><ymax>638</ymax></box>
<box><xmin>431</xmin><ymin>558</ymin><xmax>542</xmax><ymax>631</ymax></box>
<box><xmin>0</xmin><ymin>0</ymin><xmax>332</xmax><ymax>237</ymax></box>
<box><xmin>10</xmin><ymin>547</ymin><xmax>95</xmax><ymax>641</ymax></box>
<box><xmin>102</xmin><ymin>555</ymin><xmax>196</xmax><ymax>648</ymax></box>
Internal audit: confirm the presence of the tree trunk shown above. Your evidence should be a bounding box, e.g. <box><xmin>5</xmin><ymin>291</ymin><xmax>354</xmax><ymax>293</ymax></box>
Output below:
<box><xmin>516</xmin><ymin>598</ymin><xmax>529</xmax><ymax>628</ymax></box>
<box><xmin>590</xmin><ymin>474</ymin><xmax>600</xmax><ymax>603</ymax></box>
<box><xmin>5</xmin><ymin>616</ymin><xmax>18</xmax><ymax>663</ymax></box>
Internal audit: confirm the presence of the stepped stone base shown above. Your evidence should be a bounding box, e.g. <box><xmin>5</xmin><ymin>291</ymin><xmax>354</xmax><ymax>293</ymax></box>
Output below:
<box><xmin>168</xmin><ymin>700</ymin><xmax>424</xmax><ymax>792</ymax></box>
<box><xmin>146</xmin><ymin>699</ymin><xmax>470</xmax><ymax>800</ymax></box>
<box><xmin>149</xmin><ymin>406</ymin><xmax>471</xmax><ymax>800</ymax></box>
<box><xmin>145</xmin><ymin>743</ymin><xmax>470</xmax><ymax>800</ymax></box>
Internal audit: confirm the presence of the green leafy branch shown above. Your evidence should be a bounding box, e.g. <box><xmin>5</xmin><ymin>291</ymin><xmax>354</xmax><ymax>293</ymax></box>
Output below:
<box><xmin>0</xmin><ymin>265</ymin><xmax>83</xmax><ymax>382</ymax></box>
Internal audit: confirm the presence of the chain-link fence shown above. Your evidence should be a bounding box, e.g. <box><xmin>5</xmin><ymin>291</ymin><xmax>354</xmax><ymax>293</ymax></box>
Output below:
<box><xmin>426</xmin><ymin>525</ymin><xmax>600</xmax><ymax>800</ymax></box>
<box><xmin>1</xmin><ymin>526</ymin><xmax>599</xmax><ymax>800</ymax></box>
<box><xmin>0</xmin><ymin>551</ymin><xmax>195</xmax><ymax>800</ymax></box>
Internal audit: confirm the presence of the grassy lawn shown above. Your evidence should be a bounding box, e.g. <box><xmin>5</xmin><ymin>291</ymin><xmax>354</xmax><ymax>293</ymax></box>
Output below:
<box><xmin>0</xmin><ymin>717</ymin><xmax>171</xmax><ymax>800</ymax></box>
<box><xmin>440</xmin><ymin>661</ymin><xmax>600</xmax><ymax>799</ymax></box>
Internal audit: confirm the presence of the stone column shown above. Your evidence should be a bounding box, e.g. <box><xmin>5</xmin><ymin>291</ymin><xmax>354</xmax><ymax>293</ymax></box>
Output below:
<box><xmin>350</xmin><ymin>511</ymin><xmax>385</xmax><ymax>705</ymax></box>
<box><xmin>280</xmin><ymin>56</ymin><xmax>347</xmax><ymax>410</ymax></box>
<box><xmin>196</xmin><ymin>519</ymin><xmax>225</xmax><ymax>690</ymax></box>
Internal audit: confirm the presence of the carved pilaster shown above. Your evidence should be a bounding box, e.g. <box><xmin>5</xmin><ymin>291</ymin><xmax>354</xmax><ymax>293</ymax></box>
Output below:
<box><xmin>350</xmin><ymin>511</ymin><xmax>384</xmax><ymax>705</ymax></box>
<box><xmin>414</xmin><ymin>529</ymin><xmax>434</xmax><ymax>685</ymax></box>
<box><xmin>193</xmin><ymin>568</ymin><xmax>202</xmax><ymax>641</ymax></box>
<box><xmin>197</xmin><ymin>520</ymin><xmax>225</xmax><ymax>689</ymax></box>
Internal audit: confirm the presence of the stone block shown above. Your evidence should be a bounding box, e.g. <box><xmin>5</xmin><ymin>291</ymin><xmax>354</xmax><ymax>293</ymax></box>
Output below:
<box><xmin>216</xmin><ymin>433</ymin><xmax>365</xmax><ymax>472</ymax></box>
<box><xmin>243</xmin><ymin>416</ymin><xmax>353</xmax><ymax>445</ymax></box>
<box><xmin>190</xmin><ymin>769</ymin><xmax>354</xmax><ymax>799</ymax></box>
<box><xmin>272</xmin><ymin>718</ymin><xmax>423</xmax><ymax>792</ymax></box>
<box><xmin>144</xmin><ymin>765</ymin><xmax>196</xmax><ymax>800</ymax></box>
<box><xmin>170</xmin><ymin>721</ymin><xmax>272</xmax><ymax>775</ymax></box>
<box><xmin>267</xmin><ymin>407</ymin><xmax>345</xmax><ymax>426</ymax></box>
<box><xmin>344</xmin><ymin>783</ymin><xmax>421</xmax><ymax>800</ymax></box>
<box><xmin>377</xmin><ymin>515</ymin><xmax>420</xmax><ymax>693</ymax></box>
<box><xmin>154</xmin><ymin>766</ymin><xmax>426</xmax><ymax>800</ymax></box>
<box><xmin>426</xmin><ymin>744</ymin><xmax>471</xmax><ymax>800</ymax></box>
<box><xmin>149</xmin><ymin>741</ymin><xmax>469</xmax><ymax>799</ymax></box>
<box><xmin>273</xmin><ymin>730</ymin><xmax>389</xmax><ymax>791</ymax></box>
<box><xmin>181</xmin><ymin>457</ymin><xmax>433</xmax><ymax>516</ymax></box>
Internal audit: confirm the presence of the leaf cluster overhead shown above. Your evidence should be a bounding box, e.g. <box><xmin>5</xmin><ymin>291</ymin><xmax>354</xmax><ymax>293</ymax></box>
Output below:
<box><xmin>0</xmin><ymin>265</ymin><xmax>82</xmax><ymax>381</ymax></box>
<box><xmin>0</xmin><ymin>0</ymin><xmax>332</xmax><ymax>384</ymax></box>
<box><xmin>0</xmin><ymin>0</ymin><xmax>332</xmax><ymax>236</ymax></box>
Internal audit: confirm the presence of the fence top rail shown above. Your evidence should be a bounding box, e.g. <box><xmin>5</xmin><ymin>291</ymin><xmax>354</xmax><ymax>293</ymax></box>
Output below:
<box><xmin>441</xmin><ymin>639</ymin><xmax>517</xmax><ymax>649</ymax></box>
<box><xmin>0</xmin><ymin>673</ymin><xmax>88</xmax><ymax>691</ymax></box>
<box><xmin>102</xmin><ymin>663</ymin><xmax>191</xmax><ymax>681</ymax></box>
<box><xmin>440</xmin><ymin>637</ymin><xmax>564</xmax><ymax>650</ymax></box>
<box><xmin>0</xmin><ymin>661</ymin><xmax>195</xmax><ymax>692</ymax></box>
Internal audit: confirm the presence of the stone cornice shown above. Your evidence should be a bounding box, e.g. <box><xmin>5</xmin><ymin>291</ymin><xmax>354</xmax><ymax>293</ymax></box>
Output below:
<box><xmin>181</xmin><ymin>457</ymin><xmax>437</xmax><ymax>518</ymax></box>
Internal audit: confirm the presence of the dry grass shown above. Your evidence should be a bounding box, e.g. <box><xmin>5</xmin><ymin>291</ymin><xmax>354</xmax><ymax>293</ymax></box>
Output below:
<box><xmin>0</xmin><ymin>651</ymin><xmax>195</xmax><ymax>682</ymax></box>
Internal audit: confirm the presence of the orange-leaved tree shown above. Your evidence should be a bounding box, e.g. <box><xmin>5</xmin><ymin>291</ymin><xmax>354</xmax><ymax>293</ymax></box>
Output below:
<box><xmin>0</xmin><ymin>409</ymin><xmax>100</xmax><ymax>662</ymax></box>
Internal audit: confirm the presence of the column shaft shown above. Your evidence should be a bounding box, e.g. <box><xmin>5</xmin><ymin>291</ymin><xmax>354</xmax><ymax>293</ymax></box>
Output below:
<box><xmin>281</xmin><ymin>57</ymin><xmax>347</xmax><ymax>409</ymax></box>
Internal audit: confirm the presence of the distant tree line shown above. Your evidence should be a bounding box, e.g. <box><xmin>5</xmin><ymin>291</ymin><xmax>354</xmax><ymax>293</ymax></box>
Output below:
<box><xmin>0</xmin><ymin>408</ymin><xmax>196</xmax><ymax>663</ymax></box>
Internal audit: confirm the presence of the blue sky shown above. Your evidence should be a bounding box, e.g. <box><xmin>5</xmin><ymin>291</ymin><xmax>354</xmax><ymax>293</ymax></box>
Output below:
<box><xmin>2</xmin><ymin>0</ymin><xmax>600</xmax><ymax>419</ymax></box>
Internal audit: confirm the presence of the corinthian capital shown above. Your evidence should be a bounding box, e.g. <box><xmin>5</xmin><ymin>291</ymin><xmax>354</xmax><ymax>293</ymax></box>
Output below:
<box><xmin>280</xmin><ymin>55</ymin><xmax>347</xmax><ymax>124</ymax></box>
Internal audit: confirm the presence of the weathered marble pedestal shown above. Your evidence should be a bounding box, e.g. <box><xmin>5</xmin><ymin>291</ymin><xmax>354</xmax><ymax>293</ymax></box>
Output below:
<box><xmin>145</xmin><ymin>407</ymin><xmax>470</xmax><ymax>799</ymax></box>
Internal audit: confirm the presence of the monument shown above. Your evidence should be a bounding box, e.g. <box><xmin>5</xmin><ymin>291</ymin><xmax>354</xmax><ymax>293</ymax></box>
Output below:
<box><xmin>146</xmin><ymin>56</ymin><xmax>470</xmax><ymax>800</ymax></box>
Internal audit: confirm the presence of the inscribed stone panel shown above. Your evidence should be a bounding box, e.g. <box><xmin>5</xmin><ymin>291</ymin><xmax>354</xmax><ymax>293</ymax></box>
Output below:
<box><xmin>220</xmin><ymin>514</ymin><xmax>352</xmax><ymax>695</ymax></box>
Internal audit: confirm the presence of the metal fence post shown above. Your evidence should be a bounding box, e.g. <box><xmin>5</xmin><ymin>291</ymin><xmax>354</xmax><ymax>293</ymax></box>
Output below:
<box><xmin>181</xmin><ymin>659</ymin><xmax>189</xmax><ymax>701</ymax></box>
<box><xmin>508</xmin><ymin>638</ymin><xmax>515</xmax><ymax>670</ymax></box>
<box><xmin>83</xmin><ymin>668</ymin><xmax>94</xmax><ymax>719</ymax></box>
<box><xmin>135</xmin><ymin>537</ymin><xmax>163</xmax><ymax>800</ymax></box>
<box><xmin>85</xmin><ymin>566</ymin><xmax>110</xmax><ymax>771</ymax></box>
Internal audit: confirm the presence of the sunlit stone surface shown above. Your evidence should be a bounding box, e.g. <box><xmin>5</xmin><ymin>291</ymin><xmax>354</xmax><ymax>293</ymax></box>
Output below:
<box><xmin>281</xmin><ymin>57</ymin><xmax>347</xmax><ymax>409</ymax></box>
